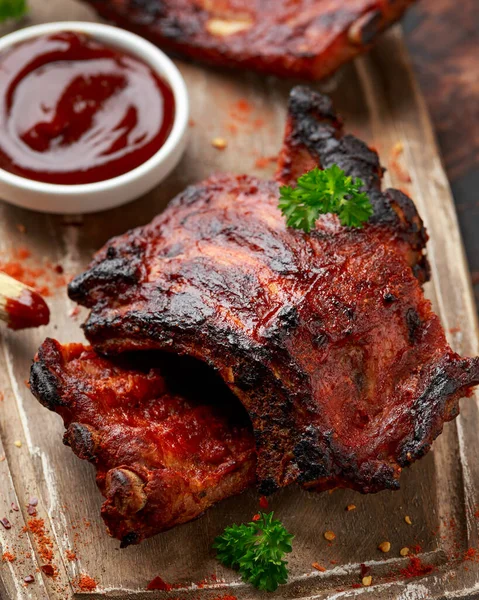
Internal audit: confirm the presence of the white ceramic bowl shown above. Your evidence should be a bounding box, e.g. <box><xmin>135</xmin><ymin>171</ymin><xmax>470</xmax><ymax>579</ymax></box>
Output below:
<box><xmin>0</xmin><ymin>22</ymin><xmax>189</xmax><ymax>214</ymax></box>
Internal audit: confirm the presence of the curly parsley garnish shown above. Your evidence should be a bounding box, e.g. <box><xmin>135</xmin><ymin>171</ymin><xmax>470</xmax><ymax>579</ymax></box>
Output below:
<box><xmin>0</xmin><ymin>0</ymin><xmax>27</xmax><ymax>22</ymax></box>
<box><xmin>213</xmin><ymin>512</ymin><xmax>294</xmax><ymax>592</ymax></box>
<box><xmin>278</xmin><ymin>164</ymin><xmax>373</xmax><ymax>232</ymax></box>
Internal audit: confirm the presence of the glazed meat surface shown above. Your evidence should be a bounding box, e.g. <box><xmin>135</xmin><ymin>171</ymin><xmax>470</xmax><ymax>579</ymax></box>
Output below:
<box><xmin>83</xmin><ymin>0</ymin><xmax>415</xmax><ymax>80</ymax></box>
<box><xmin>30</xmin><ymin>339</ymin><xmax>256</xmax><ymax>545</ymax></box>
<box><xmin>68</xmin><ymin>87</ymin><xmax>479</xmax><ymax>495</ymax></box>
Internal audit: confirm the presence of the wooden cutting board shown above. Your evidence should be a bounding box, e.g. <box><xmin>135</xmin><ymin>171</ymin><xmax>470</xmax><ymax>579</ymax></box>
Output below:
<box><xmin>1</xmin><ymin>2</ymin><xmax>478</xmax><ymax>599</ymax></box>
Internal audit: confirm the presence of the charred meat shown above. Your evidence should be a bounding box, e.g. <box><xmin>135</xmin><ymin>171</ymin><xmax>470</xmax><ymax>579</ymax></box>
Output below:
<box><xmin>82</xmin><ymin>0</ymin><xmax>416</xmax><ymax>80</ymax></box>
<box><xmin>30</xmin><ymin>339</ymin><xmax>256</xmax><ymax>546</ymax></box>
<box><xmin>65</xmin><ymin>87</ymin><xmax>479</xmax><ymax>497</ymax></box>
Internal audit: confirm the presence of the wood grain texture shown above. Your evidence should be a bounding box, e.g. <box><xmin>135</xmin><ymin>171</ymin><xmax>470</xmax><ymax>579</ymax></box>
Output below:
<box><xmin>403</xmin><ymin>0</ymin><xmax>479</xmax><ymax>310</ymax></box>
<box><xmin>0</xmin><ymin>2</ymin><xmax>478</xmax><ymax>599</ymax></box>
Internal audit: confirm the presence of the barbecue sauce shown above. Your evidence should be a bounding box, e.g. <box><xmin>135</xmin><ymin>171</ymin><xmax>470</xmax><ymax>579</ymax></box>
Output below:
<box><xmin>0</xmin><ymin>31</ymin><xmax>175</xmax><ymax>184</ymax></box>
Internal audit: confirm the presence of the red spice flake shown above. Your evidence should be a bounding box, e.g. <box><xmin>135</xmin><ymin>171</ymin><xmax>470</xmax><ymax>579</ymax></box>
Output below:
<box><xmin>40</xmin><ymin>564</ymin><xmax>55</xmax><ymax>577</ymax></box>
<box><xmin>0</xmin><ymin>392</ymin><xmax>3</xmax><ymax>402</ymax></box>
<box><xmin>254</xmin><ymin>155</ymin><xmax>277</xmax><ymax>169</ymax></box>
<box><xmin>410</xmin><ymin>544</ymin><xmax>423</xmax><ymax>554</ymax></box>
<box><xmin>1</xmin><ymin>517</ymin><xmax>12</xmax><ymax>529</ymax></box>
<box><xmin>212</xmin><ymin>596</ymin><xmax>237</xmax><ymax>600</ymax></box>
<box><xmin>17</xmin><ymin>247</ymin><xmax>31</xmax><ymax>260</ymax></box>
<box><xmin>77</xmin><ymin>574</ymin><xmax>97</xmax><ymax>591</ymax></box>
<box><xmin>24</xmin><ymin>575</ymin><xmax>35</xmax><ymax>584</ymax></box>
<box><xmin>2</xmin><ymin>551</ymin><xmax>16</xmax><ymax>562</ymax></box>
<box><xmin>253</xmin><ymin>118</ymin><xmax>265</xmax><ymax>129</ymax></box>
<box><xmin>25</xmin><ymin>518</ymin><xmax>53</xmax><ymax>563</ymax></box>
<box><xmin>235</xmin><ymin>99</ymin><xmax>252</xmax><ymax>113</ymax></box>
<box><xmin>464</xmin><ymin>548</ymin><xmax>478</xmax><ymax>561</ymax></box>
<box><xmin>360</xmin><ymin>563</ymin><xmax>371</xmax><ymax>577</ymax></box>
<box><xmin>400</xmin><ymin>556</ymin><xmax>434</xmax><ymax>579</ymax></box>
<box><xmin>65</xmin><ymin>549</ymin><xmax>77</xmax><ymax>561</ymax></box>
<box><xmin>54</xmin><ymin>264</ymin><xmax>64</xmax><ymax>274</ymax></box>
<box><xmin>259</xmin><ymin>495</ymin><xmax>269</xmax><ymax>509</ymax></box>
<box><xmin>312</xmin><ymin>562</ymin><xmax>326</xmax><ymax>572</ymax></box>
<box><xmin>352</xmin><ymin>583</ymin><xmax>362</xmax><ymax>589</ymax></box>
<box><xmin>449</xmin><ymin>327</ymin><xmax>461</xmax><ymax>334</ymax></box>
<box><xmin>252</xmin><ymin>513</ymin><xmax>261</xmax><ymax>522</ymax></box>
<box><xmin>146</xmin><ymin>576</ymin><xmax>172</xmax><ymax>591</ymax></box>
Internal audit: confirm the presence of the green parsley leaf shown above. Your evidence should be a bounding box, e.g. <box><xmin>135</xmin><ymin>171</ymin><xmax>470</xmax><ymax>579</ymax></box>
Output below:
<box><xmin>0</xmin><ymin>0</ymin><xmax>27</xmax><ymax>22</ymax></box>
<box><xmin>213</xmin><ymin>512</ymin><xmax>294</xmax><ymax>592</ymax></box>
<box><xmin>278</xmin><ymin>164</ymin><xmax>373</xmax><ymax>232</ymax></box>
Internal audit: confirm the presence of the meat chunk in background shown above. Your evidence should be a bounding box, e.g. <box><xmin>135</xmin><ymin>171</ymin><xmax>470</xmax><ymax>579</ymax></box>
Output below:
<box><xmin>30</xmin><ymin>339</ymin><xmax>256</xmax><ymax>546</ymax></box>
<box><xmin>82</xmin><ymin>0</ymin><xmax>416</xmax><ymax>80</ymax></box>
<box><xmin>66</xmin><ymin>86</ymin><xmax>479</xmax><ymax>498</ymax></box>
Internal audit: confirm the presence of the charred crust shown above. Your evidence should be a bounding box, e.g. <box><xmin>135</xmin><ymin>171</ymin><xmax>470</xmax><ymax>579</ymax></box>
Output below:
<box><xmin>294</xmin><ymin>426</ymin><xmax>332</xmax><ymax>483</ymax></box>
<box><xmin>63</xmin><ymin>423</ymin><xmax>98</xmax><ymax>461</ymax></box>
<box><xmin>286</xmin><ymin>87</ymin><xmax>383</xmax><ymax>189</ymax></box>
<box><xmin>119</xmin><ymin>531</ymin><xmax>140</xmax><ymax>548</ymax></box>
<box><xmin>398</xmin><ymin>358</ymin><xmax>479</xmax><ymax>466</ymax></box>
<box><xmin>68</xmin><ymin>256</ymin><xmax>141</xmax><ymax>305</ymax></box>
<box><xmin>406</xmin><ymin>308</ymin><xmax>423</xmax><ymax>344</ymax></box>
<box><xmin>29</xmin><ymin>352</ymin><xmax>65</xmax><ymax>410</ymax></box>
<box><xmin>258</xmin><ymin>478</ymin><xmax>279</xmax><ymax>496</ymax></box>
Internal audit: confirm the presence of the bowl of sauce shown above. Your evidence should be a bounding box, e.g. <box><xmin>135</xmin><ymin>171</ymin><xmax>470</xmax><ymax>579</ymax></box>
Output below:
<box><xmin>0</xmin><ymin>22</ymin><xmax>189</xmax><ymax>213</ymax></box>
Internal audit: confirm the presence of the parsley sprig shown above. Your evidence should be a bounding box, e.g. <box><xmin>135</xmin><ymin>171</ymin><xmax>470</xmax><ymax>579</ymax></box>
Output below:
<box><xmin>278</xmin><ymin>164</ymin><xmax>373</xmax><ymax>232</ymax></box>
<box><xmin>0</xmin><ymin>0</ymin><xmax>26</xmax><ymax>21</ymax></box>
<box><xmin>213</xmin><ymin>512</ymin><xmax>294</xmax><ymax>592</ymax></box>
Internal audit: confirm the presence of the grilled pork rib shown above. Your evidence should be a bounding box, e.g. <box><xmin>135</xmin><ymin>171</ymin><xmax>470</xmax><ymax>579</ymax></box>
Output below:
<box><xmin>82</xmin><ymin>0</ymin><xmax>415</xmax><ymax>80</ymax></box>
<box><xmin>30</xmin><ymin>339</ymin><xmax>256</xmax><ymax>545</ymax></box>
<box><xmin>65</xmin><ymin>87</ymin><xmax>479</xmax><ymax>497</ymax></box>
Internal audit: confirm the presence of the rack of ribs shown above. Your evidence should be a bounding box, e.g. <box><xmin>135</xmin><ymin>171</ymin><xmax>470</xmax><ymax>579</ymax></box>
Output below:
<box><xmin>30</xmin><ymin>87</ymin><xmax>479</xmax><ymax>543</ymax></box>
<box><xmin>30</xmin><ymin>339</ymin><xmax>256</xmax><ymax>546</ymax></box>
<box><xmin>82</xmin><ymin>0</ymin><xmax>416</xmax><ymax>80</ymax></box>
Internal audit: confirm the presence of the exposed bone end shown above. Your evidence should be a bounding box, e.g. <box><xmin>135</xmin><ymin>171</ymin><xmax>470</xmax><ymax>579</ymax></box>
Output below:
<box><xmin>206</xmin><ymin>18</ymin><xmax>252</xmax><ymax>37</ymax></box>
<box><xmin>348</xmin><ymin>10</ymin><xmax>382</xmax><ymax>46</ymax></box>
<box><xmin>105</xmin><ymin>468</ymin><xmax>147</xmax><ymax>516</ymax></box>
<box><xmin>63</xmin><ymin>422</ymin><xmax>99</xmax><ymax>461</ymax></box>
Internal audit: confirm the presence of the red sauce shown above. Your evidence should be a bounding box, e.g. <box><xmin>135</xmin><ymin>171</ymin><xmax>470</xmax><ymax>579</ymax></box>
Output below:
<box><xmin>0</xmin><ymin>31</ymin><xmax>175</xmax><ymax>184</ymax></box>
<box><xmin>5</xmin><ymin>288</ymin><xmax>50</xmax><ymax>330</ymax></box>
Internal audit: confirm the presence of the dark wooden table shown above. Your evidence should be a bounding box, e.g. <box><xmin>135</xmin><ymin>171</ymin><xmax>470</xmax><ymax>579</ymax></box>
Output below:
<box><xmin>403</xmin><ymin>0</ymin><xmax>479</xmax><ymax>309</ymax></box>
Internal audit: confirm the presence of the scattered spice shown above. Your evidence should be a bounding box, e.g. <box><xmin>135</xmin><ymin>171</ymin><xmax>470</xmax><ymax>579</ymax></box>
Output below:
<box><xmin>40</xmin><ymin>564</ymin><xmax>55</xmax><ymax>577</ymax></box>
<box><xmin>2</xmin><ymin>551</ymin><xmax>16</xmax><ymax>562</ymax></box>
<box><xmin>346</xmin><ymin>504</ymin><xmax>356</xmax><ymax>511</ymax></box>
<box><xmin>400</xmin><ymin>556</ymin><xmax>434</xmax><ymax>579</ymax></box>
<box><xmin>324</xmin><ymin>530</ymin><xmax>336</xmax><ymax>541</ymax></box>
<box><xmin>400</xmin><ymin>547</ymin><xmax>410</xmax><ymax>557</ymax></box>
<box><xmin>362</xmin><ymin>575</ymin><xmax>372</xmax><ymax>587</ymax></box>
<box><xmin>360</xmin><ymin>564</ymin><xmax>371</xmax><ymax>577</ymax></box>
<box><xmin>312</xmin><ymin>562</ymin><xmax>326</xmax><ymax>572</ymax></box>
<box><xmin>211</xmin><ymin>137</ymin><xmax>227</xmax><ymax>150</ymax></box>
<box><xmin>23</xmin><ymin>575</ymin><xmax>34</xmax><ymax>584</ymax></box>
<box><xmin>14</xmin><ymin>440</ymin><xmax>22</xmax><ymax>448</ymax></box>
<box><xmin>0</xmin><ymin>454</ymin><xmax>5</xmax><ymax>462</ymax></box>
<box><xmin>252</xmin><ymin>513</ymin><xmax>261</xmax><ymax>522</ymax></box>
<box><xmin>390</xmin><ymin>142</ymin><xmax>412</xmax><ymax>183</ymax></box>
<box><xmin>1</xmin><ymin>518</ymin><xmax>12</xmax><ymax>529</ymax></box>
<box><xmin>65</xmin><ymin>549</ymin><xmax>77</xmax><ymax>561</ymax></box>
<box><xmin>378</xmin><ymin>541</ymin><xmax>391</xmax><ymax>553</ymax></box>
<box><xmin>77</xmin><ymin>574</ymin><xmax>97</xmax><ymax>591</ymax></box>
<box><xmin>188</xmin><ymin>119</ymin><xmax>196</xmax><ymax>127</ymax></box>
<box><xmin>24</xmin><ymin>518</ymin><xmax>53</xmax><ymax>563</ymax></box>
<box><xmin>146</xmin><ymin>576</ymin><xmax>172</xmax><ymax>591</ymax></box>
<box><xmin>405</xmin><ymin>515</ymin><xmax>412</xmax><ymax>525</ymax></box>
<box><xmin>464</xmin><ymin>548</ymin><xmax>479</xmax><ymax>562</ymax></box>
<box><xmin>254</xmin><ymin>155</ymin><xmax>277</xmax><ymax>169</ymax></box>
<box><xmin>259</xmin><ymin>496</ymin><xmax>269</xmax><ymax>509</ymax></box>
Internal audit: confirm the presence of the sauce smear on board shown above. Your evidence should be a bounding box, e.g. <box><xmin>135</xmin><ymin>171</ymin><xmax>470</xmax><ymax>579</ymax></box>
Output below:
<box><xmin>0</xmin><ymin>31</ymin><xmax>175</xmax><ymax>184</ymax></box>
